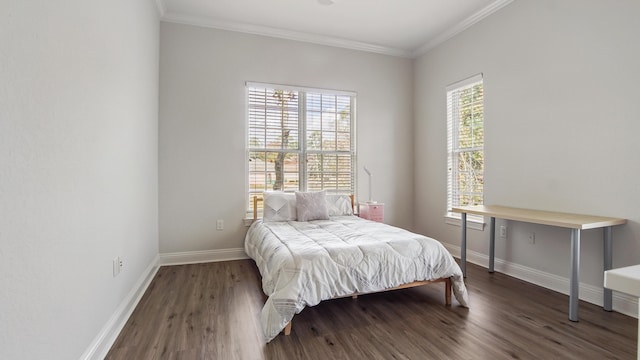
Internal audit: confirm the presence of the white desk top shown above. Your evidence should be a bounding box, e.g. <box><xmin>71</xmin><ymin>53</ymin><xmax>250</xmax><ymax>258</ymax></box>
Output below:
<box><xmin>605</xmin><ymin>265</ymin><xmax>640</xmax><ymax>297</ymax></box>
<box><xmin>452</xmin><ymin>205</ymin><xmax>626</xmax><ymax>230</ymax></box>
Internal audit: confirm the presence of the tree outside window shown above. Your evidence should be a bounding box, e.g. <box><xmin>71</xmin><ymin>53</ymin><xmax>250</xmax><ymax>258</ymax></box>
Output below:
<box><xmin>447</xmin><ymin>75</ymin><xmax>484</xmax><ymax>215</ymax></box>
<box><xmin>247</xmin><ymin>83</ymin><xmax>356</xmax><ymax>215</ymax></box>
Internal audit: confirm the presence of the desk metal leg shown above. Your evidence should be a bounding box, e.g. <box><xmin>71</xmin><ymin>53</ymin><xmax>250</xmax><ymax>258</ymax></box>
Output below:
<box><xmin>489</xmin><ymin>217</ymin><xmax>496</xmax><ymax>273</ymax></box>
<box><xmin>461</xmin><ymin>213</ymin><xmax>467</xmax><ymax>277</ymax></box>
<box><xmin>569</xmin><ymin>228</ymin><xmax>581</xmax><ymax>322</ymax></box>
<box><xmin>604</xmin><ymin>226</ymin><xmax>613</xmax><ymax>311</ymax></box>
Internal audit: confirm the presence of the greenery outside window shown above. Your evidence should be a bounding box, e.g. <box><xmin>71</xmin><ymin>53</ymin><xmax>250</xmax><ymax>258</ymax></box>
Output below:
<box><xmin>446</xmin><ymin>74</ymin><xmax>484</xmax><ymax>224</ymax></box>
<box><xmin>246</xmin><ymin>82</ymin><xmax>356</xmax><ymax>216</ymax></box>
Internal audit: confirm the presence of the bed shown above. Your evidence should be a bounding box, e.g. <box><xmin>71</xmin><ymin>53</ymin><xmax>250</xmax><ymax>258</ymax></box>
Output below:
<box><xmin>244</xmin><ymin>191</ymin><xmax>469</xmax><ymax>342</ymax></box>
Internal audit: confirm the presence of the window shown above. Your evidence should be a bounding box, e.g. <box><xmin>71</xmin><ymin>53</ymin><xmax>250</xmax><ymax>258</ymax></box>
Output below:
<box><xmin>446</xmin><ymin>74</ymin><xmax>484</xmax><ymax>220</ymax></box>
<box><xmin>246</xmin><ymin>82</ymin><xmax>356</xmax><ymax>214</ymax></box>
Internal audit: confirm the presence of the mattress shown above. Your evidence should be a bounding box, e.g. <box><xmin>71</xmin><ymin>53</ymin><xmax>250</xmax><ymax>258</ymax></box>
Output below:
<box><xmin>244</xmin><ymin>215</ymin><xmax>469</xmax><ymax>342</ymax></box>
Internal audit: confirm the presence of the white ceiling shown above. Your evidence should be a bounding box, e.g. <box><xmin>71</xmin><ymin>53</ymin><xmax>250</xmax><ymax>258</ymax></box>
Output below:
<box><xmin>157</xmin><ymin>0</ymin><xmax>513</xmax><ymax>58</ymax></box>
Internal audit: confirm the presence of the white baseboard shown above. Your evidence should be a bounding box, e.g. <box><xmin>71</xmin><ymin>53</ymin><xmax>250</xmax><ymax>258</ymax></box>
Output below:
<box><xmin>159</xmin><ymin>248</ymin><xmax>249</xmax><ymax>266</ymax></box>
<box><xmin>81</xmin><ymin>254</ymin><xmax>160</xmax><ymax>360</ymax></box>
<box><xmin>80</xmin><ymin>248</ymin><xmax>248</xmax><ymax>360</ymax></box>
<box><xmin>81</xmin><ymin>244</ymin><xmax>636</xmax><ymax>360</ymax></box>
<box><xmin>442</xmin><ymin>243</ymin><xmax>638</xmax><ymax>319</ymax></box>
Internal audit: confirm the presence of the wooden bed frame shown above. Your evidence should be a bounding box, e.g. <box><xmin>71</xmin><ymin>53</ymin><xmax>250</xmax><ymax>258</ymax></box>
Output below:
<box><xmin>251</xmin><ymin>195</ymin><xmax>453</xmax><ymax>336</ymax></box>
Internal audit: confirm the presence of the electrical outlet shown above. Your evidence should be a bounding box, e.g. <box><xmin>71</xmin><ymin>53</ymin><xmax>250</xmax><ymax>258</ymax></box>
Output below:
<box><xmin>216</xmin><ymin>219</ymin><xmax>224</xmax><ymax>230</ymax></box>
<box><xmin>113</xmin><ymin>257</ymin><xmax>120</xmax><ymax>277</ymax></box>
<box><xmin>499</xmin><ymin>226</ymin><xmax>507</xmax><ymax>238</ymax></box>
<box><xmin>113</xmin><ymin>256</ymin><xmax>123</xmax><ymax>277</ymax></box>
<box><xmin>528</xmin><ymin>232</ymin><xmax>536</xmax><ymax>244</ymax></box>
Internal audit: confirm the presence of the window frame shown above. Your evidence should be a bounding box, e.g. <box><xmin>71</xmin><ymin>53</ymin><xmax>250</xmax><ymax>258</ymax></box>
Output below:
<box><xmin>245</xmin><ymin>82</ymin><xmax>357</xmax><ymax>218</ymax></box>
<box><xmin>445</xmin><ymin>74</ymin><xmax>485</xmax><ymax>227</ymax></box>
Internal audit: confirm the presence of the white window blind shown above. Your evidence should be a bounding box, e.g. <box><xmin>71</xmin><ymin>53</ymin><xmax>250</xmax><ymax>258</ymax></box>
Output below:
<box><xmin>446</xmin><ymin>74</ymin><xmax>484</xmax><ymax>218</ymax></box>
<box><xmin>246</xmin><ymin>83</ymin><xmax>356</xmax><ymax>214</ymax></box>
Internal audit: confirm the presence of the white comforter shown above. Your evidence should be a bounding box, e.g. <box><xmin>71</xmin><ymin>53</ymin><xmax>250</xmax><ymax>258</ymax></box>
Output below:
<box><xmin>244</xmin><ymin>216</ymin><xmax>469</xmax><ymax>342</ymax></box>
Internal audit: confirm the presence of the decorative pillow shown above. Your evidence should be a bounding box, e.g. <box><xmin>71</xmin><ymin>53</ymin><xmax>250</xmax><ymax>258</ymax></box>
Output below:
<box><xmin>262</xmin><ymin>192</ymin><xmax>297</xmax><ymax>222</ymax></box>
<box><xmin>295</xmin><ymin>190</ymin><xmax>330</xmax><ymax>221</ymax></box>
<box><xmin>326</xmin><ymin>194</ymin><xmax>354</xmax><ymax>216</ymax></box>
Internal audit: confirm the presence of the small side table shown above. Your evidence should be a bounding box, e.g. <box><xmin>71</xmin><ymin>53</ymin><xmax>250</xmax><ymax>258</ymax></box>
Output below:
<box><xmin>604</xmin><ymin>264</ymin><xmax>640</xmax><ymax>360</ymax></box>
<box><xmin>359</xmin><ymin>202</ymin><xmax>384</xmax><ymax>223</ymax></box>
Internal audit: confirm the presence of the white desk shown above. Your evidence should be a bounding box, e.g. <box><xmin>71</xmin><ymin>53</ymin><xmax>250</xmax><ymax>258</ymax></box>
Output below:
<box><xmin>604</xmin><ymin>265</ymin><xmax>640</xmax><ymax>360</ymax></box>
<box><xmin>452</xmin><ymin>205</ymin><xmax>626</xmax><ymax>322</ymax></box>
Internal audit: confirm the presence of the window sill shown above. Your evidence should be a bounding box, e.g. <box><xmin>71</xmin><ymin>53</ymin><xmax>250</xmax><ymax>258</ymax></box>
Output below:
<box><xmin>243</xmin><ymin>217</ymin><xmax>256</xmax><ymax>227</ymax></box>
<box><xmin>444</xmin><ymin>213</ymin><xmax>485</xmax><ymax>231</ymax></box>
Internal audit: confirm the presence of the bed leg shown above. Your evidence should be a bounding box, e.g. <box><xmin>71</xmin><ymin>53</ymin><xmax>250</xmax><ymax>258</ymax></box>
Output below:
<box><xmin>445</xmin><ymin>278</ymin><xmax>452</xmax><ymax>306</ymax></box>
<box><xmin>284</xmin><ymin>321</ymin><xmax>292</xmax><ymax>336</ymax></box>
<box><xmin>352</xmin><ymin>294</ymin><xmax>358</xmax><ymax>299</ymax></box>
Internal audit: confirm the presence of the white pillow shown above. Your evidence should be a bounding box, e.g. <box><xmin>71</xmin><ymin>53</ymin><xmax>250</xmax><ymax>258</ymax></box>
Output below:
<box><xmin>295</xmin><ymin>190</ymin><xmax>330</xmax><ymax>221</ymax></box>
<box><xmin>262</xmin><ymin>192</ymin><xmax>297</xmax><ymax>222</ymax></box>
<box><xmin>326</xmin><ymin>194</ymin><xmax>353</xmax><ymax>216</ymax></box>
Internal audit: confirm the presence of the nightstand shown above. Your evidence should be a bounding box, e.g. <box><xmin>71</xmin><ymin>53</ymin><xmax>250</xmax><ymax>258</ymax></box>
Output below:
<box><xmin>358</xmin><ymin>202</ymin><xmax>384</xmax><ymax>223</ymax></box>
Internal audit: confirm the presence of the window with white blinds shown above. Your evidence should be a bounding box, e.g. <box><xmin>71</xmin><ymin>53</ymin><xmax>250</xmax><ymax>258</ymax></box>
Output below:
<box><xmin>246</xmin><ymin>82</ymin><xmax>356</xmax><ymax>214</ymax></box>
<box><xmin>446</xmin><ymin>74</ymin><xmax>484</xmax><ymax>218</ymax></box>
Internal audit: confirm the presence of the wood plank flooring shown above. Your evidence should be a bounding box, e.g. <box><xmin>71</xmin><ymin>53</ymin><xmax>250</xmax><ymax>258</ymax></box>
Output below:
<box><xmin>106</xmin><ymin>260</ymin><xmax>636</xmax><ymax>359</ymax></box>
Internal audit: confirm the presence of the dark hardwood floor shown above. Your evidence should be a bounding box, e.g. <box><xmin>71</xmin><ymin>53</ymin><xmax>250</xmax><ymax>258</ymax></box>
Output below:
<box><xmin>106</xmin><ymin>260</ymin><xmax>636</xmax><ymax>359</ymax></box>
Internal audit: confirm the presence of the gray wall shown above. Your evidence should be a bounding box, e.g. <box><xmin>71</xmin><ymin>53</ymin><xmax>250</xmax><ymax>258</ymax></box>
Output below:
<box><xmin>159</xmin><ymin>22</ymin><xmax>414</xmax><ymax>254</ymax></box>
<box><xmin>414</xmin><ymin>0</ymin><xmax>640</xmax><ymax>306</ymax></box>
<box><xmin>0</xmin><ymin>1</ymin><xmax>160</xmax><ymax>359</ymax></box>
<box><xmin>4</xmin><ymin>2</ymin><xmax>638</xmax><ymax>357</ymax></box>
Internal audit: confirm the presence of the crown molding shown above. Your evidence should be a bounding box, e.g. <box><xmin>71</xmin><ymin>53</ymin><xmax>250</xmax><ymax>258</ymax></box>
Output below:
<box><xmin>155</xmin><ymin>0</ymin><xmax>166</xmax><ymax>17</ymax></box>
<box><xmin>412</xmin><ymin>0</ymin><xmax>514</xmax><ymax>57</ymax></box>
<box><xmin>160</xmin><ymin>0</ymin><xmax>513</xmax><ymax>59</ymax></box>
<box><xmin>160</xmin><ymin>12</ymin><xmax>413</xmax><ymax>58</ymax></box>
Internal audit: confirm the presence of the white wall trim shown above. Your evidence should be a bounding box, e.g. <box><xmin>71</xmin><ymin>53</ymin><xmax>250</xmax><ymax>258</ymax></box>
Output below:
<box><xmin>160</xmin><ymin>12</ymin><xmax>412</xmax><ymax>58</ymax></box>
<box><xmin>159</xmin><ymin>248</ymin><xmax>249</xmax><ymax>266</ymax></box>
<box><xmin>78</xmin><ymin>243</ymin><xmax>637</xmax><ymax>359</ymax></box>
<box><xmin>159</xmin><ymin>0</ymin><xmax>512</xmax><ymax>59</ymax></box>
<box><xmin>79</xmin><ymin>248</ymin><xmax>248</xmax><ymax>359</ymax></box>
<box><xmin>442</xmin><ymin>242</ymin><xmax>638</xmax><ymax>319</ymax></box>
<box><xmin>80</xmin><ymin>255</ymin><xmax>161</xmax><ymax>360</ymax></box>
<box><xmin>412</xmin><ymin>0</ymin><xmax>515</xmax><ymax>57</ymax></box>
